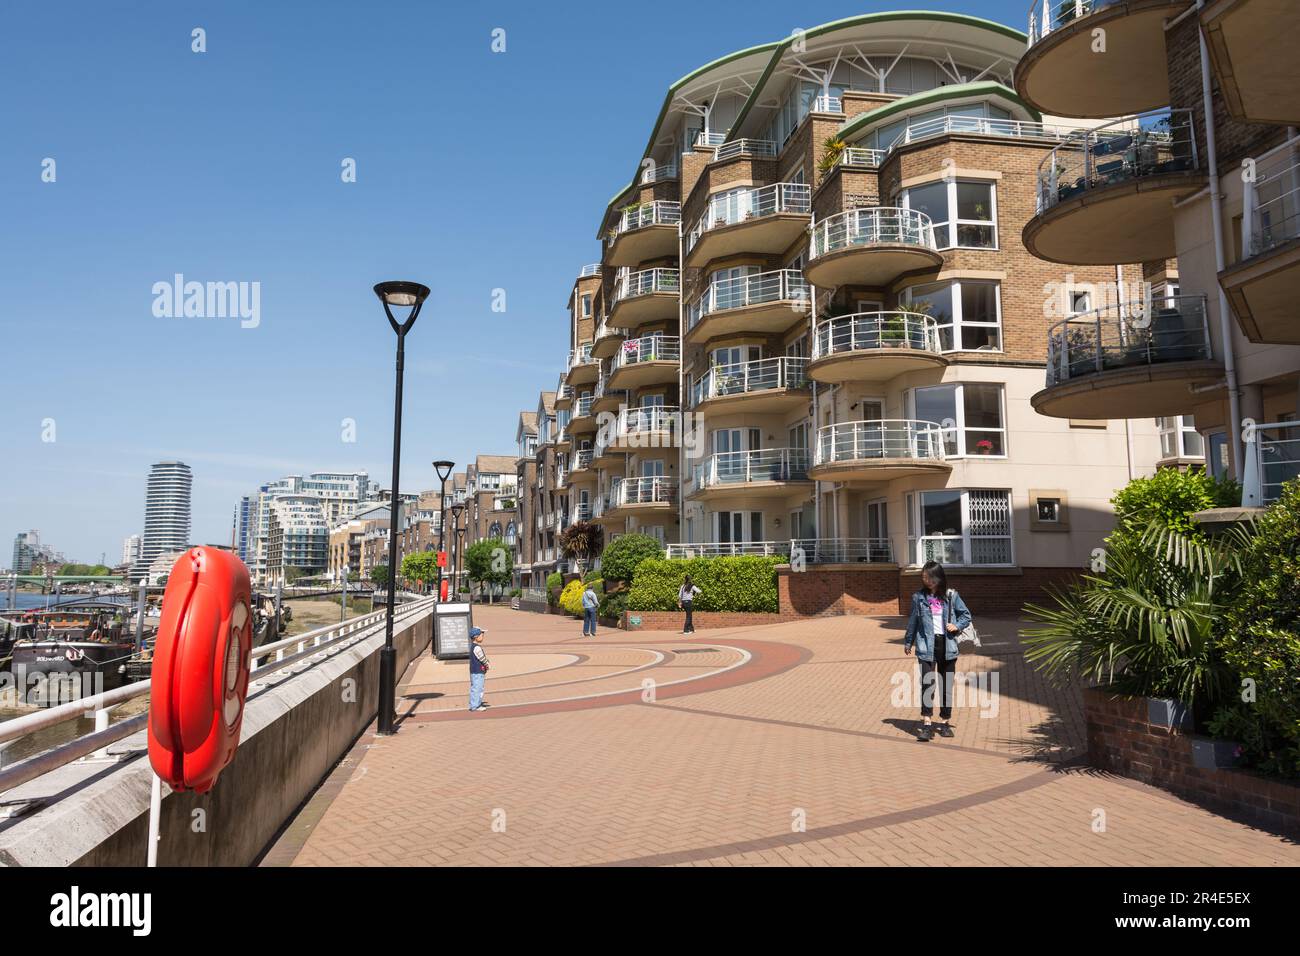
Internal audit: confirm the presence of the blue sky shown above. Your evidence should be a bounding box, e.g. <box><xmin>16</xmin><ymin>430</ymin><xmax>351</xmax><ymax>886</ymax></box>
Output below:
<box><xmin>0</xmin><ymin>0</ymin><xmax>1024</xmax><ymax>563</ymax></box>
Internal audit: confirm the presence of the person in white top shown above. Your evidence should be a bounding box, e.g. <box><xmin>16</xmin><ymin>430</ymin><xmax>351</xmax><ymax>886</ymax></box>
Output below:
<box><xmin>677</xmin><ymin>575</ymin><xmax>702</xmax><ymax>635</ymax></box>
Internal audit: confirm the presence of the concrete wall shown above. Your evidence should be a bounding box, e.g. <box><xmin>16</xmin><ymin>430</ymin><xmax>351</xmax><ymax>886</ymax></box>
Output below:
<box><xmin>0</xmin><ymin>608</ymin><xmax>432</xmax><ymax>867</ymax></box>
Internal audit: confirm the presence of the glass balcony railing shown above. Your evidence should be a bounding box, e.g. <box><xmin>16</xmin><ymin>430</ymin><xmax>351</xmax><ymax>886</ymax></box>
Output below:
<box><xmin>1036</xmin><ymin>109</ymin><xmax>1198</xmax><ymax>214</ymax></box>
<box><xmin>814</xmin><ymin>420</ymin><xmax>946</xmax><ymax>466</ymax></box>
<box><xmin>1245</xmin><ymin>135</ymin><xmax>1300</xmax><ymax>258</ymax></box>
<box><xmin>687</xmin><ymin>183</ymin><xmax>811</xmax><ymax>252</ymax></box>
<box><xmin>571</xmin><ymin>449</ymin><xmax>593</xmax><ymax>471</ymax></box>
<box><xmin>1243</xmin><ymin>420</ymin><xmax>1300</xmax><ymax>507</ymax></box>
<box><xmin>812</xmin><ymin>312</ymin><xmax>942</xmax><ymax>358</ymax></box>
<box><xmin>687</xmin><ymin>269</ymin><xmax>807</xmax><ymax>331</ymax></box>
<box><xmin>574</xmin><ymin>395</ymin><xmax>594</xmax><ymax>418</ymax></box>
<box><xmin>885</xmin><ymin>115</ymin><xmax>1074</xmax><ymax>156</ymax></box>
<box><xmin>612</xmin><ymin>200</ymin><xmax>681</xmax><ymax>238</ymax></box>
<box><xmin>615</xmin><ymin>476</ymin><xmax>677</xmax><ymax>507</ymax></box>
<box><xmin>613</xmin><ymin>267</ymin><xmax>680</xmax><ymax>303</ymax></box>
<box><xmin>1045</xmin><ymin>295</ymin><xmax>1212</xmax><ymax>387</ymax></box>
<box><xmin>809</xmin><ymin>207</ymin><xmax>936</xmax><ymax>260</ymax></box>
<box><xmin>567</xmin><ymin>343</ymin><xmax>595</xmax><ymax>369</ymax></box>
<box><xmin>1029</xmin><ymin>0</ymin><xmax>1124</xmax><ymax>46</ymax></box>
<box><xmin>690</xmin><ymin>356</ymin><xmax>808</xmax><ymax>407</ymax></box>
<box><xmin>614</xmin><ymin>334</ymin><xmax>681</xmax><ymax>370</ymax></box>
<box><xmin>578</xmin><ymin>263</ymin><xmax>602</xmax><ymax>278</ymax></box>
<box><xmin>640</xmin><ymin>162</ymin><xmax>677</xmax><ymax>184</ymax></box>
<box><xmin>792</xmin><ymin>537</ymin><xmax>893</xmax><ymax>563</ymax></box>
<box><xmin>617</xmin><ymin>405</ymin><xmax>680</xmax><ymax>436</ymax></box>
<box><xmin>692</xmin><ymin>448</ymin><xmax>810</xmax><ymax>489</ymax></box>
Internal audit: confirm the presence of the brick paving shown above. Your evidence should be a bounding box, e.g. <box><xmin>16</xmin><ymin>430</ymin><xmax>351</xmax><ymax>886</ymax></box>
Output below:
<box><xmin>266</xmin><ymin>606</ymin><xmax>1300</xmax><ymax>867</ymax></box>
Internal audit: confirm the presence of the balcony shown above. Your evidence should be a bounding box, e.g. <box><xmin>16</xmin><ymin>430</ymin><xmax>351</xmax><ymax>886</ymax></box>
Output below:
<box><xmin>690</xmin><ymin>448</ymin><xmax>812</xmax><ymax>501</ymax></box>
<box><xmin>1220</xmin><ymin>136</ymin><xmax>1300</xmax><ymax>344</ymax></box>
<box><xmin>553</xmin><ymin>382</ymin><xmax>572</xmax><ymax>411</ymax></box>
<box><xmin>607</xmin><ymin>268</ymin><xmax>680</xmax><ymax>332</ymax></box>
<box><xmin>591</xmin><ymin>319</ymin><xmax>626</xmax><ymax>360</ymax></box>
<box><xmin>1242</xmin><ymin>420</ymin><xmax>1300</xmax><ymax>507</ymax></box>
<box><xmin>805</xmin><ymin>207</ymin><xmax>943</xmax><ymax>289</ymax></box>
<box><xmin>593</xmin><ymin>435</ymin><xmax>624</xmax><ymax>468</ymax></box>
<box><xmin>577</xmin><ymin>263</ymin><xmax>602</xmax><ymax>278</ymax></box>
<box><xmin>554</xmin><ymin>425</ymin><xmax>571</xmax><ymax>452</ymax></box>
<box><xmin>569</xmin><ymin>448</ymin><xmax>595</xmax><ymax>477</ymax></box>
<box><xmin>568</xmin><ymin>394</ymin><xmax>597</xmax><ymax>433</ymax></box>
<box><xmin>684</xmin><ymin>183</ymin><xmax>812</xmax><ymax>268</ymax></box>
<box><xmin>689</xmin><ymin>356</ymin><xmax>809</xmax><ymax>414</ymax></box>
<box><xmin>810</xmin><ymin>312</ymin><xmax>946</xmax><ymax>384</ymax></box>
<box><xmin>611</xmin><ymin>406</ymin><xmax>679</xmax><ymax>453</ymax></box>
<box><xmin>1202</xmin><ymin>0</ymin><xmax>1297</xmax><ymax>125</ymax></box>
<box><xmin>606</xmin><ymin>201</ymin><xmax>681</xmax><ymax>267</ymax></box>
<box><xmin>566</xmin><ymin>342</ymin><xmax>599</xmax><ymax>386</ymax></box>
<box><xmin>1017</xmin><ymin>0</ymin><xmax>1191</xmax><ymax>118</ymax></box>
<box><xmin>607</xmin><ymin>334</ymin><xmax>681</xmax><ymax>390</ymax></box>
<box><xmin>664</xmin><ymin>538</ymin><xmax>894</xmax><ymax>564</ymax></box>
<box><xmin>1026</xmin><ymin>109</ymin><xmax>1203</xmax><ymax>265</ymax></box>
<box><xmin>882</xmin><ymin>115</ymin><xmax>1075</xmax><ymax>158</ymax></box>
<box><xmin>809</xmin><ymin>420</ymin><xmax>949</xmax><ymax>482</ymax></box>
<box><xmin>695</xmin><ymin>134</ymin><xmax>779</xmax><ymax>163</ymax></box>
<box><xmin>685</xmin><ymin>269</ymin><xmax>808</xmax><ymax>344</ymax></box>
<box><xmin>592</xmin><ymin>374</ymin><xmax>628</xmax><ymax>415</ymax></box>
<box><xmin>1031</xmin><ymin>295</ymin><xmax>1221</xmax><ymax>419</ymax></box>
<box><xmin>608</xmin><ymin>476</ymin><xmax>678</xmax><ymax>517</ymax></box>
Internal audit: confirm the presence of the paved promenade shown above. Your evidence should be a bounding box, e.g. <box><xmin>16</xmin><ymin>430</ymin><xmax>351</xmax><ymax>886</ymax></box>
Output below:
<box><xmin>264</xmin><ymin>606</ymin><xmax>1300</xmax><ymax>866</ymax></box>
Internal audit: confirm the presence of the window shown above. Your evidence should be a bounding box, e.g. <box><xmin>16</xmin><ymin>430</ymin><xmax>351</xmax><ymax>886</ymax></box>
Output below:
<box><xmin>1157</xmin><ymin>416</ymin><xmax>1205</xmax><ymax>460</ymax></box>
<box><xmin>904</xmin><ymin>280</ymin><xmax>1001</xmax><ymax>351</ymax></box>
<box><xmin>715</xmin><ymin>511</ymin><xmax>764</xmax><ymax>544</ymax></box>
<box><xmin>580</xmin><ymin>293</ymin><xmax>592</xmax><ymax>318</ymax></box>
<box><xmin>909</xmin><ymin>489</ymin><xmax>1013</xmax><ymax>566</ymax></box>
<box><xmin>912</xmin><ymin>383</ymin><xmax>1006</xmax><ymax>457</ymax></box>
<box><xmin>1036</xmin><ymin>498</ymin><xmax>1060</xmax><ymax>522</ymax></box>
<box><xmin>901</xmin><ymin>180</ymin><xmax>996</xmax><ymax>249</ymax></box>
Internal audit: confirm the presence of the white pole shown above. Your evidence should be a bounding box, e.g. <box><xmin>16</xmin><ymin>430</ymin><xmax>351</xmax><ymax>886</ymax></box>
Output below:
<box><xmin>147</xmin><ymin>772</ymin><xmax>162</xmax><ymax>866</ymax></box>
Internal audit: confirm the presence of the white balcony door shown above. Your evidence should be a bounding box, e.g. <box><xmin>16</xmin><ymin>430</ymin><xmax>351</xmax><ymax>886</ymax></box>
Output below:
<box><xmin>715</xmin><ymin>428</ymin><xmax>760</xmax><ymax>482</ymax></box>
<box><xmin>640</xmin><ymin>459</ymin><xmax>665</xmax><ymax>477</ymax></box>
<box><xmin>716</xmin><ymin>510</ymin><xmax>763</xmax><ymax>545</ymax></box>
<box><xmin>712</xmin><ymin>265</ymin><xmax>758</xmax><ymax>310</ymax></box>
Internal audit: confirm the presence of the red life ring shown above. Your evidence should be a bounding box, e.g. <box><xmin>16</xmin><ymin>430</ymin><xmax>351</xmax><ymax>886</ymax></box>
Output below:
<box><xmin>147</xmin><ymin>547</ymin><xmax>253</xmax><ymax>793</ymax></box>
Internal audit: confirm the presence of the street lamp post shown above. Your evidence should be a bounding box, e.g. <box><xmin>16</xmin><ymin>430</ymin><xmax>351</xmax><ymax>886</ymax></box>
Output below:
<box><xmin>433</xmin><ymin>460</ymin><xmax>454</xmax><ymax>600</ymax></box>
<box><xmin>374</xmin><ymin>280</ymin><xmax>430</xmax><ymax>737</ymax></box>
<box><xmin>449</xmin><ymin>502</ymin><xmax>465</xmax><ymax>597</ymax></box>
<box><xmin>455</xmin><ymin>524</ymin><xmax>468</xmax><ymax>598</ymax></box>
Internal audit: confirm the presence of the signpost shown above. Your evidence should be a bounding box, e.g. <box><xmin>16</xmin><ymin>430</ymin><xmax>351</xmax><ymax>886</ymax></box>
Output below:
<box><xmin>434</xmin><ymin>601</ymin><xmax>473</xmax><ymax>660</ymax></box>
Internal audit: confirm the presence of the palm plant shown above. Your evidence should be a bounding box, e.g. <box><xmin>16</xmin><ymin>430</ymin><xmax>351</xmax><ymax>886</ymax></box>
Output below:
<box><xmin>559</xmin><ymin>521</ymin><xmax>605</xmax><ymax>574</ymax></box>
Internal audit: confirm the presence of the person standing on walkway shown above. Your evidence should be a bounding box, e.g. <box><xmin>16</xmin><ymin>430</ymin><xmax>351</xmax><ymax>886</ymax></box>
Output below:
<box><xmin>468</xmin><ymin>626</ymin><xmax>489</xmax><ymax>712</ymax></box>
<box><xmin>678</xmin><ymin>575</ymin><xmax>702</xmax><ymax>635</ymax></box>
<box><xmin>903</xmin><ymin>561</ymin><xmax>970</xmax><ymax>742</ymax></box>
<box><xmin>581</xmin><ymin>581</ymin><xmax>600</xmax><ymax>637</ymax></box>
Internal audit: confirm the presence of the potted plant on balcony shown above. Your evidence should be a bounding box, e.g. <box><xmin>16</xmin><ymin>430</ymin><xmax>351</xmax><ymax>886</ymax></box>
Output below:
<box><xmin>892</xmin><ymin>301</ymin><xmax>933</xmax><ymax>349</ymax></box>
<box><xmin>975</xmin><ymin>439</ymin><xmax>994</xmax><ymax>455</ymax></box>
<box><xmin>817</xmin><ymin>136</ymin><xmax>847</xmax><ymax>174</ymax></box>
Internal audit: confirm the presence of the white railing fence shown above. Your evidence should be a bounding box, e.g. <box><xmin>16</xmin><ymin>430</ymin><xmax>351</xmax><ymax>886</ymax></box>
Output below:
<box><xmin>810</xmin><ymin>207</ymin><xmax>937</xmax><ymax>258</ymax></box>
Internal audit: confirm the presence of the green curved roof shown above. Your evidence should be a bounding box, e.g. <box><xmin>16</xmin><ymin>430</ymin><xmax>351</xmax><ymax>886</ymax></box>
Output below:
<box><xmin>836</xmin><ymin>81</ymin><xmax>1042</xmax><ymax>143</ymax></box>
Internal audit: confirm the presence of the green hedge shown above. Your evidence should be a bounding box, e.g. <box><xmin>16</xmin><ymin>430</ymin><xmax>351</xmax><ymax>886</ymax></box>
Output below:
<box><xmin>626</xmin><ymin>556</ymin><xmax>782</xmax><ymax>613</ymax></box>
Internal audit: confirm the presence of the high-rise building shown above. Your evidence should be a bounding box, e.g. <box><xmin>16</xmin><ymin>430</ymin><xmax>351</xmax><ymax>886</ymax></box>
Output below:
<box><xmin>131</xmin><ymin>461</ymin><xmax>192</xmax><ymax>582</ymax></box>
<box><xmin>246</xmin><ymin>471</ymin><xmax>379</xmax><ymax>585</ymax></box>
<box><xmin>120</xmin><ymin>534</ymin><xmax>141</xmax><ymax>567</ymax></box>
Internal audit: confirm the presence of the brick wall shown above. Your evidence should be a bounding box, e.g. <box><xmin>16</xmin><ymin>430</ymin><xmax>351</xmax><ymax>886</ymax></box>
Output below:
<box><xmin>1085</xmin><ymin>687</ymin><xmax>1300</xmax><ymax>835</ymax></box>
<box><xmin>622</xmin><ymin>610</ymin><xmax>782</xmax><ymax>630</ymax></box>
<box><xmin>781</xmin><ymin>565</ymin><xmax>898</xmax><ymax>617</ymax></box>
<box><xmin>897</xmin><ymin>567</ymin><xmax>1086</xmax><ymax>615</ymax></box>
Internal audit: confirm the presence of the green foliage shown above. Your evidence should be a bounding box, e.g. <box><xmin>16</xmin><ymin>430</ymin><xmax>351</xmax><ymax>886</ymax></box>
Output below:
<box><xmin>400</xmin><ymin>551</ymin><xmax>438</xmax><ymax>586</ymax></box>
<box><xmin>559</xmin><ymin>579</ymin><xmax>586</xmax><ymax>617</ymax></box>
<box><xmin>559</xmin><ymin>521</ymin><xmax>604</xmax><ymax>570</ymax></box>
<box><xmin>599</xmin><ymin>533</ymin><xmax>664</xmax><ymax>583</ymax></box>
<box><xmin>59</xmin><ymin>564</ymin><xmax>112</xmax><ymax>576</ymax></box>
<box><xmin>582</xmin><ymin>569</ymin><xmax>603</xmax><ymax>583</ymax></box>
<box><xmin>1209</xmin><ymin>481</ymin><xmax>1300</xmax><ymax>776</ymax></box>
<box><xmin>626</xmin><ymin>556</ymin><xmax>782</xmax><ymax>612</ymax></box>
<box><xmin>1111</xmin><ymin>468</ymin><xmax>1239</xmax><ymax>540</ymax></box>
<box><xmin>370</xmin><ymin>565</ymin><xmax>389</xmax><ymax>586</ymax></box>
<box><xmin>284</xmin><ymin>566</ymin><xmax>310</xmax><ymax>585</ymax></box>
<box><xmin>598</xmin><ymin>590</ymin><xmax>628</xmax><ymax>620</ymax></box>
<box><xmin>465</xmin><ymin>538</ymin><xmax>513</xmax><ymax>590</ymax></box>
<box><xmin>545</xmin><ymin>571</ymin><xmax>563</xmax><ymax>606</ymax></box>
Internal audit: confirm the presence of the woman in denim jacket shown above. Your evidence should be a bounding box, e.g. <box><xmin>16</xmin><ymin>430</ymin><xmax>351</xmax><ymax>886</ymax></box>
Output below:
<box><xmin>903</xmin><ymin>561</ymin><xmax>971</xmax><ymax>742</ymax></box>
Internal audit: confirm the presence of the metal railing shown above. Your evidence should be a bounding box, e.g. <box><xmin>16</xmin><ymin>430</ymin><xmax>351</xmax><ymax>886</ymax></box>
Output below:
<box><xmin>840</xmin><ymin>146</ymin><xmax>884</xmax><ymax>167</ymax></box>
<box><xmin>574</xmin><ymin>395</ymin><xmax>594</xmax><ymax>418</ymax></box>
<box><xmin>668</xmin><ymin>540</ymin><xmax>789</xmax><ymax>559</ymax></box>
<box><xmin>886</xmin><ymin>115</ymin><xmax>1074</xmax><ymax>156</ymax></box>
<box><xmin>687</xmin><ymin>183</ymin><xmax>811</xmax><ymax>252</ymax></box>
<box><xmin>690</xmin><ymin>356</ymin><xmax>808</xmax><ymax>406</ymax></box>
<box><xmin>613</xmin><ymin>200</ymin><xmax>681</xmax><ymax>237</ymax></box>
<box><xmin>615</xmin><ymin>476</ymin><xmax>678</xmax><ymax>506</ymax></box>
<box><xmin>571</xmin><ymin>502</ymin><xmax>593</xmax><ymax>523</ymax></box>
<box><xmin>1037</xmin><ymin>108</ymin><xmax>1198</xmax><ymax>214</ymax></box>
<box><xmin>712</xmin><ymin>138</ymin><xmax>778</xmax><ymax>162</ymax></box>
<box><xmin>614</xmin><ymin>334</ymin><xmax>681</xmax><ymax>370</ymax></box>
<box><xmin>687</xmin><ymin>268</ymin><xmax>807</xmax><ymax>331</ymax></box>
<box><xmin>814</xmin><ymin>420</ymin><xmax>947</xmax><ymax>466</ymax></box>
<box><xmin>813</xmin><ymin>312</ymin><xmax>943</xmax><ymax>359</ymax></box>
<box><xmin>812</xmin><ymin>95</ymin><xmax>843</xmax><ymax>114</ymax></box>
<box><xmin>617</xmin><ymin>405</ymin><xmax>680</xmax><ymax>437</ymax></box>
<box><xmin>578</xmin><ymin>263</ymin><xmax>602</xmax><ymax>278</ymax></box>
<box><xmin>1243</xmin><ymin>135</ymin><xmax>1300</xmax><ymax>258</ymax></box>
<box><xmin>593</xmin><ymin>319</ymin><xmax>622</xmax><ymax>348</ymax></box>
<box><xmin>792</xmin><ymin>537</ymin><xmax>894</xmax><ymax>564</ymax></box>
<box><xmin>695</xmin><ymin>131</ymin><xmax>727</xmax><ymax>149</ymax></box>
<box><xmin>1045</xmin><ymin>294</ymin><xmax>1212</xmax><ymax>386</ymax></box>
<box><xmin>567</xmin><ymin>342</ymin><xmax>595</xmax><ymax>368</ymax></box>
<box><xmin>613</xmin><ymin>267</ymin><xmax>680</xmax><ymax>303</ymax></box>
<box><xmin>571</xmin><ymin>449</ymin><xmax>593</xmax><ymax>471</ymax></box>
<box><xmin>693</xmin><ymin>448</ymin><xmax>810</xmax><ymax>489</ymax></box>
<box><xmin>810</xmin><ymin>207</ymin><xmax>937</xmax><ymax>259</ymax></box>
<box><xmin>1028</xmin><ymin>0</ymin><xmax>1125</xmax><ymax>45</ymax></box>
<box><xmin>1243</xmin><ymin>421</ymin><xmax>1300</xmax><ymax>507</ymax></box>
<box><xmin>640</xmin><ymin>162</ymin><xmax>678</xmax><ymax>184</ymax></box>
<box><xmin>0</xmin><ymin>597</ymin><xmax>436</xmax><ymax>794</ymax></box>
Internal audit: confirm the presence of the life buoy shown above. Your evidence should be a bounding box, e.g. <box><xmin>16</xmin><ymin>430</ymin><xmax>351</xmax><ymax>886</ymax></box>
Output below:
<box><xmin>147</xmin><ymin>547</ymin><xmax>253</xmax><ymax>794</ymax></box>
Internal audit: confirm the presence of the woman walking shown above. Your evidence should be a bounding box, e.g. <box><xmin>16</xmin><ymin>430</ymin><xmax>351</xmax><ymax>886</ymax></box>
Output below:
<box><xmin>903</xmin><ymin>560</ymin><xmax>971</xmax><ymax>742</ymax></box>
<box><xmin>678</xmin><ymin>575</ymin><xmax>702</xmax><ymax>635</ymax></box>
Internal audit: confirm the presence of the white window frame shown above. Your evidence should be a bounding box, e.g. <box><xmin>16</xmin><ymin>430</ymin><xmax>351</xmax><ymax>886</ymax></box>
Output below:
<box><xmin>900</xmin><ymin>179</ymin><xmax>998</xmax><ymax>250</ymax></box>
<box><xmin>909</xmin><ymin>382</ymin><xmax>1008</xmax><ymax>458</ymax></box>
<box><xmin>1156</xmin><ymin>416</ymin><xmax>1205</xmax><ymax>461</ymax></box>
<box><xmin>903</xmin><ymin>280</ymin><xmax>1003</xmax><ymax>353</ymax></box>
<box><xmin>907</xmin><ymin>488</ymin><xmax>1014</xmax><ymax>568</ymax></box>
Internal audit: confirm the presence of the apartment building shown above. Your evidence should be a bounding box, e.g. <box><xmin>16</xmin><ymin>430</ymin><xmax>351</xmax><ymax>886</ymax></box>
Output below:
<box><xmin>522</xmin><ymin>391</ymin><xmax>563</xmax><ymax>585</ymax></box>
<box><xmin>513</xmin><ymin>411</ymin><xmax>540</xmax><ymax>586</ymax></box>
<box><xmin>1016</xmin><ymin>0</ymin><xmax>1299</xmax><ymax>508</ymax></box>
<box><xmin>327</xmin><ymin>503</ymin><xmax>390</xmax><ymax>582</ymax></box>
<box><xmin>515</xmin><ymin>11</ymin><xmax>1204</xmax><ymax>608</ymax></box>
<box><xmin>244</xmin><ymin>471</ymin><xmax>379</xmax><ymax>585</ymax></box>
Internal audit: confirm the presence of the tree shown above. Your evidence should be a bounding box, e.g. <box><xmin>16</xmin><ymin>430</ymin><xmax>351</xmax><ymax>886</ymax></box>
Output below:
<box><xmin>599</xmin><ymin>533</ymin><xmax>664</xmax><ymax>583</ymax></box>
<box><xmin>465</xmin><ymin>538</ymin><xmax>513</xmax><ymax>602</ymax></box>
<box><xmin>401</xmin><ymin>551</ymin><xmax>439</xmax><ymax>592</ymax></box>
<box><xmin>370</xmin><ymin>564</ymin><xmax>389</xmax><ymax>587</ymax></box>
<box><xmin>559</xmin><ymin>521</ymin><xmax>604</xmax><ymax>574</ymax></box>
<box><xmin>284</xmin><ymin>566</ymin><xmax>309</xmax><ymax>585</ymax></box>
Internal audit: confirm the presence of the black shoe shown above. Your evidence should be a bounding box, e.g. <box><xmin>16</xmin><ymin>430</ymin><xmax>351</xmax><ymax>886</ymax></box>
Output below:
<box><xmin>937</xmin><ymin>723</ymin><xmax>954</xmax><ymax>738</ymax></box>
<box><xmin>917</xmin><ymin>724</ymin><xmax>933</xmax><ymax>742</ymax></box>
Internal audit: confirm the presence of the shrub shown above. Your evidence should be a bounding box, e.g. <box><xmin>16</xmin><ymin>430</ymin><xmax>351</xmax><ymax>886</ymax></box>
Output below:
<box><xmin>1209</xmin><ymin>480</ymin><xmax>1300</xmax><ymax>776</ymax></box>
<box><xmin>599</xmin><ymin>533</ymin><xmax>665</xmax><ymax>583</ymax></box>
<box><xmin>546</xmin><ymin>571</ymin><xmax>563</xmax><ymax>606</ymax></box>
<box><xmin>598</xmin><ymin>591</ymin><xmax>628</xmax><ymax>620</ymax></box>
<box><xmin>582</xmin><ymin>569</ymin><xmax>603</xmax><ymax>584</ymax></box>
<box><xmin>558</xmin><ymin>579</ymin><xmax>586</xmax><ymax>617</ymax></box>
<box><xmin>627</xmin><ymin>556</ymin><xmax>781</xmax><ymax>612</ymax></box>
<box><xmin>1111</xmin><ymin>468</ymin><xmax>1239</xmax><ymax>540</ymax></box>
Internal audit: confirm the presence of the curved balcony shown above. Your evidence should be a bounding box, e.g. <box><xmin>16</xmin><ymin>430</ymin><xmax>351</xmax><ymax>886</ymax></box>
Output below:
<box><xmin>1026</xmin><ymin>109</ymin><xmax>1203</xmax><ymax>265</ymax></box>
<box><xmin>605</xmin><ymin>201</ymin><xmax>680</xmax><ymax>267</ymax></box>
<box><xmin>684</xmin><ymin>183</ymin><xmax>812</xmax><ymax>268</ymax></box>
<box><xmin>1032</xmin><ymin>295</ymin><xmax>1222</xmax><ymax>419</ymax></box>
<box><xmin>607</xmin><ymin>334</ymin><xmax>680</xmax><ymax>391</ymax></box>
<box><xmin>607</xmin><ymin>268</ymin><xmax>680</xmax><ymax>332</ymax></box>
<box><xmin>689</xmin><ymin>356</ymin><xmax>809</xmax><ymax>414</ymax></box>
<box><xmin>690</xmin><ymin>448</ymin><xmax>811</xmax><ymax>501</ymax></box>
<box><xmin>554</xmin><ymin>425</ymin><xmax>572</xmax><ymax>453</ymax></box>
<box><xmin>591</xmin><ymin>319</ymin><xmax>625</xmax><ymax>360</ymax></box>
<box><xmin>810</xmin><ymin>313</ymin><xmax>946</xmax><ymax>384</ymax></box>
<box><xmin>809</xmin><ymin>420</ymin><xmax>949</xmax><ymax>482</ymax></box>
<box><xmin>1202</xmin><ymin>0</ymin><xmax>1298</xmax><ymax>126</ymax></box>
<box><xmin>591</xmin><ymin>375</ymin><xmax>628</xmax><ymax>415</ymax></box>
<box><xmin>566</xmin><ymin>342</ymin><xmax>599</xmax><ymax>386</ymax></box>
<box><xmin>610</xmin><ymin>406</ymin><xmax>679</xmax><ymax>453</ymax></box>
<box><xmin>592</xmin><ymin>435</ymin><xmax>625</xmax><ymax>468</ymax></box>
<box><xmin>553</xmin><ymin>382</ymin><xmax>572</xmax><ymax>411</ymax></box>
<box><xmin>569</xmin><ymin>448</ymin><xmax>596</xmax><ymax>480</ymax></box>
<box><xmin>608</xmin><ymin>476</ymin><xmax>678</xmax><ymax>517</ymax></box>
<box><xmin>805</xmin><ymin>207</ymin><xmax>942</xmax><ymax>289</ymax></box>
<box><xmin>1017</xmin><ymin>0</ymin><xmax>1189</xmax><ymax>118</ymax></box>
<box><xmin>685</xmin><ymin>269</ymin><xmax>808</xmax><ymax>344</ymax></box>
<box><xmin>568</xmin><ymin>394</ymin><xmax>597</xmax><ymax>434</ymax></box>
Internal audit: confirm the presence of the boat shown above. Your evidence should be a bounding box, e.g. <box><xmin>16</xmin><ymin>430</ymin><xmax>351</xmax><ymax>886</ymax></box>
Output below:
<box><xmin>0</xmin><ymin>612</ymin><xmax>37</xmax><ymax>672</ymax></box>
<box><xmin>9</xmin><ymin>604</ymin><xmax>137</xmax><ymax>692</ymax></box>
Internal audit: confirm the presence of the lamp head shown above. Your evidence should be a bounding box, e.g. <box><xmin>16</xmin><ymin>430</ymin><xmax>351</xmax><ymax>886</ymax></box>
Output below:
<box><xmin>433</xmin><ymin>460</ymin><xmax>455</xmax><ymax>483</ymax></box>
<box><xmin>374</xmin><ymin>281</ymin><xmax>430</xmax><ymax>334</ymax></box>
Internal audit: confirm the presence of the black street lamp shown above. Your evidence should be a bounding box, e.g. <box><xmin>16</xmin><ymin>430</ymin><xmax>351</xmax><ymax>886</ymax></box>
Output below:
<box><xmin>454</xmin><ymin>524</ymin><xmax>468</xmax><ymax>597</ymax></box>
<box><xmin>449</xmin><ymin>502</ymin><xmax>465</xmax><ymax>595</ymax></box>
<box><xmin>433</xmin><ymin>460</ymin><xmax>454</xmax><ymax>600</ymax></box>
<box><xmin>374</xmin><ymin>280</ymin><xmax>430</xmax><ymax>737</ymax></box>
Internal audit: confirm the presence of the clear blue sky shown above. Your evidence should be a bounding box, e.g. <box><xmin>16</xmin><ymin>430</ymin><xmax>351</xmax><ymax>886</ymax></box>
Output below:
<box><xmin>0</xmin><ymin>0</ymin><xmax>1024</xmax><ymax>564</ymax></box>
